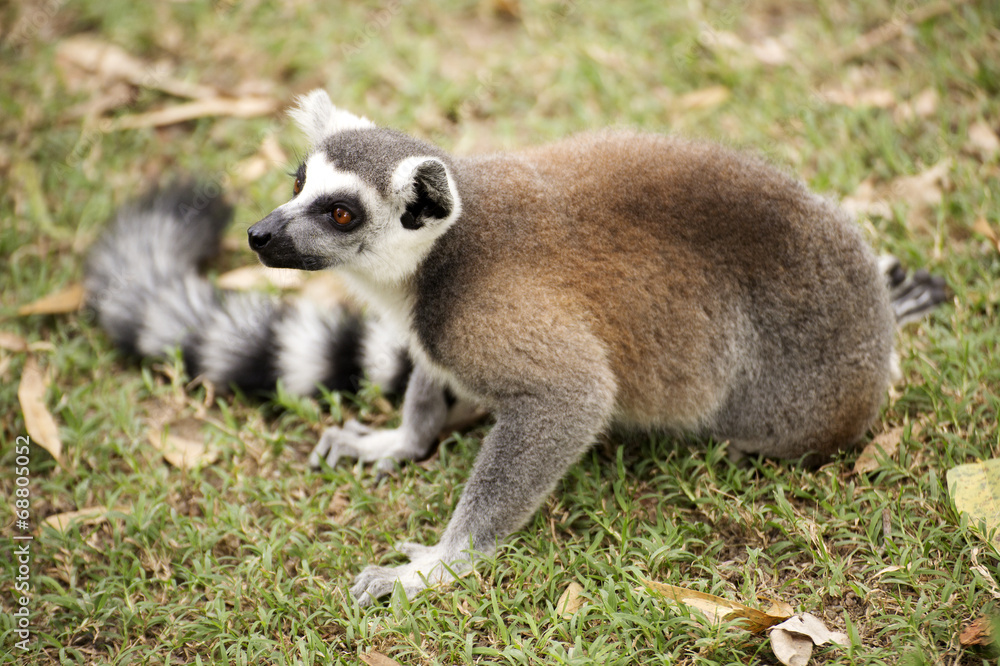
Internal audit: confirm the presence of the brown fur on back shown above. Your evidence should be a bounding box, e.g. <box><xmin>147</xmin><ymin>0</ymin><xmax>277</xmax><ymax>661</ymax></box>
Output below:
<box><xmin>413</xmin><ymin>131</ymin><xmax>894</xmax><ymax>458</ymax></box>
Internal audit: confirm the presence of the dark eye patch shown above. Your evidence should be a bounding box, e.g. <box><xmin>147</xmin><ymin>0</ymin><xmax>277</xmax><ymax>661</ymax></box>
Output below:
<box><xmin>307</xmin><ymin>193</ymin><xmax>365</xmax><ymax>231</ymax></box>
<box><xmin>292</xmin><ymin>162</ymin><xmax>307</xmax><ymax>196</ymax></box>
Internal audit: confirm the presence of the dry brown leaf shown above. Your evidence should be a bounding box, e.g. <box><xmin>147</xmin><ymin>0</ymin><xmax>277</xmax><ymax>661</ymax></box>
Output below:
<box><xmin>895</xmin><ymin>88</ymin><xmax>939</xmax><ymax>123</ymax></box>
<box><xmin>947</xmin><ymin>460</ymin><xmax>1000</xmax><ymax>552</ymax></box>
<box><xmin>820</xmin><ymin>86</ymin><xmax>895</xmax><ymax>109</ymax></box>
<box><xmin>889</xmin><ymin>160</ymin><xmax>950</xmax><ymax>232</ymax></box>
<box><xmin>844</xmin><ymin>161</ymin><xmax>950</xmax><ymax>230</ymax></box>
<box><xmin>42</xmin><ymin>505</ymin><xmax>130</xmax><ymax>532</ymax></box>
<box><xmin>115</xmin><ymin>96</ymin><xmax>278</xmax><ymax>130</ymax></box>
<box><xmin>17</xmin><ymin>283</ymin><xmax>86</xmax><ymax>316</ymax></box>
<box><xmin>676</xmin><ymin>86</ymin><xmax>730</xmax><ymax>111</ymax></box>
<box><xmin>853</xmin><ymin>425</ymin><xmax>904</xmax><ymax>474</ymax></box>
<box><xmin>891</xmin><ymin>160</ymin><xmax>950</xmax><ymax>209</ymax></box>
<box><xmin>644</xmin><ymin>580</ymin><xmax>791</xmax><ymax>633</ymax></box>
<box><xmin>912</xmin><ymin>89</ymin><xmax>939</xmax><ymax>118</ymax></box>
<box><xmin>973</xmin><ymin>217</ymin><xmax>1000</xmax><ymax>254</ymax></box>
<box><xmin>763</xmin><ymin>598</ymin><xmax>796</xmax><ymax>617</ymax></box>
<box><xmin>771</xmin><ymin>627</ymin><xmax>813</xmax><ymax>666</ymax></box>
<box><xmin>960</xmin><ymin>616</ymin><xmax>994</xmax><ymax>646</ymax></box>
<box><xmin>772</xmin><ymin>613</ymin><xmax>850</xmax><ymax>646</ymax></box>
<box><xmin>147</xmin><ymin>417</ymin><xmax>218</xmax><ymax>469</ymax></box>
<box><xmin>0</xmin><ymin>331</ymin><xmax>29</xmax><ymax>352</ymax></box>
<box><xmin>556</xmin><ymin>581</ymin><xmax>585</xmax><ymax>618</ymax></box>
<box><xmin>56</xmin><ymin>36</ymin><xmax>217</xmax><ymax>100</ymax></box>
<box><xmin>216</xmin><ymin>265</ymin><xmax>304</xmax><ymax>291</ymax></box>
<box><xmin>17</xmin><ymin>356</ymin><xmax>63</xmax><ymax>464</ymax></box>
<box><xmin>879</xmin><ymin>563</ymin><xmax>905</xmax><ymax>574</ymax></box>
<box><xmin>841</xmin><ymin>177</ymin><xmax>892</xmax><ymax>219</ymax></box>
<box><xmin>751</xmin><ymin>37</ymin><xmax>789</xmax><ymax>66</ymax></box>
<box><xmin>360</xmin><ymin>651</ymin><xmax>402</xmax><ymax>666</ymax></box>
<box><xmin>967</xmin><ymin>121</ymin><xmax>1000</xmax><ymax>161</ymax></box>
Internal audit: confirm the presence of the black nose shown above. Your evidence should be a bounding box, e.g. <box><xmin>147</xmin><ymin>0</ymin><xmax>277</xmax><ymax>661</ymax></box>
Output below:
<box><xmin>248</xmin><ymin>226</ymin><xmax>271</xmax><ymax>251</ymax></box>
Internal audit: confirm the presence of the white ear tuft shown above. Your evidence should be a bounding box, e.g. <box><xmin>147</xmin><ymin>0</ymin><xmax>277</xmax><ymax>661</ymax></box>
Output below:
<box><xmin>288</xmin><ymin>89</ymin><xmax>375</xmax><ymax>147</ymax></box>
<box><xmin>390</xmin><ymin>156</ymin><xmax>461</xmax><ymax>229</ymax></box>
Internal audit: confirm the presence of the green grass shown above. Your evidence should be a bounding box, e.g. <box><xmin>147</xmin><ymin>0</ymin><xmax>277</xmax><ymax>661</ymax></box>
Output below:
<box><xmin>2</xmin><ymin>0</ymin><xmax>1000</xmax><ymax>663</ymax></box>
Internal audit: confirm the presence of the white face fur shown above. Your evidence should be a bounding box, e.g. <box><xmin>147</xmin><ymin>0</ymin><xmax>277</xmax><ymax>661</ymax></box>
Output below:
<box><xmin>261</xmin><ymin>90</ymin><xmax>462</xmax><ymax>287</ymax></box>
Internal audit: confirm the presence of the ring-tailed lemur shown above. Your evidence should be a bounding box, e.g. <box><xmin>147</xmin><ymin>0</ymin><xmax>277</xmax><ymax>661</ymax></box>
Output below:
<box><xmin>86</xmin><ymin>89</ymin><xmax>948</xmax><ymax>606</ymax></box>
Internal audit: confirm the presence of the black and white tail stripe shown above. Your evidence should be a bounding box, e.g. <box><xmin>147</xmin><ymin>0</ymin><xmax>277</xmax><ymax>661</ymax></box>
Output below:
<box><xmin>84</xmin><ymin>183</ymin><xmax>411</xmax><ymax>396</ymax></box>
<box><xmin>878</xmin><ymin>255</ymin><xmax>951</xmax><ymax>326</ymax></box>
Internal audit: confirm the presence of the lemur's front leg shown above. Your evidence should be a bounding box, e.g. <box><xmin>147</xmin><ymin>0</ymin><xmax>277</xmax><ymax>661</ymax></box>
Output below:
<box><xmin>309</xmin><ymin>363</ymin><xmax>448</xmax><ymax>473</ymax></box>
<box><xmin>350</xmin><ymin>369</ymin><xmax>617</xmax><ymax>605</ymax></box>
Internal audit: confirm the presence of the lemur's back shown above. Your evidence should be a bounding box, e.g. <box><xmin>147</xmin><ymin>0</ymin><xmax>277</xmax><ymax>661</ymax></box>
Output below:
<box><xmin>429</xmin><ymin>131</ymin><xmax>894</xmax><ymax>456</ymax></box>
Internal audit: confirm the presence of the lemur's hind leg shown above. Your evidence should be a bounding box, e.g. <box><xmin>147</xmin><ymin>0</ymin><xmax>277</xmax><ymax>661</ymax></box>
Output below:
<box><xmin>309</xmin><ymin>364</ymin><xmax>448</xmax><ymax>474</ymax></box>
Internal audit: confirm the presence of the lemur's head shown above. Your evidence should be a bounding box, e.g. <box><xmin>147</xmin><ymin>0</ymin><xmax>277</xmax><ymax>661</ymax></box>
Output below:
<box><xmin>248</xmin><ymin>90</ymin><xmax>461</xmax><ymax>283</ymax></box>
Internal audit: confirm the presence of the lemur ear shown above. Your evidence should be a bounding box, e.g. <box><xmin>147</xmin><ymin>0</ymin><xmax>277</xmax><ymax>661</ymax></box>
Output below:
<box><xmin>392</xmin><ymin>157</ymin><xmax>459</xmax><ymax>230</ymax></box>
<box><xmin>289</xmin><ymin>89</ymin><xmax>375</xmax><ymax>147</ymax></box>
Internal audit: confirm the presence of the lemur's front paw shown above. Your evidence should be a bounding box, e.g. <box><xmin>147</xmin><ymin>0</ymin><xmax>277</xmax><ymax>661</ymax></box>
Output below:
<box><xmin>349</xmin><ymin>543</ymin><xmax>470</xmax><ymax>606</ymax></box>
<box><xmin>308</xmin><ymin>419</ymin><xmax>407</xmax><ymax>472</ymax></box>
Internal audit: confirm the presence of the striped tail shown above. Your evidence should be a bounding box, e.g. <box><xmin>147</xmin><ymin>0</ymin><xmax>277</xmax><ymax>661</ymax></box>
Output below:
<box><xmin>84</xmin><ymin>183</ymin><xmax>411</xmax><ymax>396</ymax></box>
<box><xmin>878</xmin><ymin>255</ymin><xmax>951</xmax><ymax>326</ymax></box>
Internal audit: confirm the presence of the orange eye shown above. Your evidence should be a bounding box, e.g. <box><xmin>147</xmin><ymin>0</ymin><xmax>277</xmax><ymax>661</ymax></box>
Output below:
<box><xmin>293</xmin><ymin>176</ymin><xmax>304</xmax><ymax>196</ymax></box>
<box><xmin>332</xmin><ymin>207</ymin><xmax>353</xmax><ymax>226</ymax></box>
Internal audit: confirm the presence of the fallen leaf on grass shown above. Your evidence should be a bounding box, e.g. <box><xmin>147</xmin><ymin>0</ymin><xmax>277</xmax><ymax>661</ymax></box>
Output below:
<box><xmin>960</xmin><ymin>616</ymin><xmax>994</xmax><ymax>646</ymax></box>
<box><xmin>967</xmin><ymin>121</ymin><xmax>1000</xmax><ymax>161</ymax></box>
<box><xmin>973</xmin><ymin>217</ymin><xmax>1000</xmax><ymax>254</ymax></box>
<box><xmin>17</xmin><ymin>356</ymin><xmax>63</xmax><ymax>465</ymax></box>
<box><xmin>556</xmin><ymin>581</ymin><xmax>585</xmax><ymax>618</ymax></box>
<box><xmin>770</xmin><ymin>613</ymin><xmax>849</xmax><ymax>666</ymax></box>
<box><xmin>750</xmin><ymin>37</ymin><xmax>789</xmax><ymax>66</ymax></box>
<box><xmin>147</xmin><ymin>417</ymin><xmax>218</xmax><ymax>470</ymax></box>
<box><xmin>115</xmin><ymin>96</ymin><xmax>278</xmax><ymax>130</ymax></box>
<box><xmin>843</xmin><ymin>161</ymin><xmax>951</xmax><ymax>232</ymax></box>
<box><xmin>948</xmin><ymin>459</ymin><xmax>1000</xmax><ymax>551</ymax></box>
<box><xmin>771</xmin><ymin>626</ymin><xmax>813</xmax><ymax>666</ymax></box>
<box><xmin>0</xmin><ymin>331</ymin><xmax>28</xmax><ymax>352</ymax></box>
<box><xmin>644</xmin><ymin>580</ymin><xmax>791</xmax><ymax>632</ymax></box>
<box><xmin>360</xmin><ymin>651</ymin><xmax>402</xmax><ymax>666</ymax></box>
<box><xmin>216</xmin><ymin>265</ymin><xmax>304</xmax><ymax>291</ymax></box>
<box><xmin>763</xmin><ymin>598</ymin><xmax>796</xmax><ymax>617</ymax></box>
<box><xmin>675</xmin><ymin>86</ymin><xmax>730</xmax><ymax>111</ymax></box>
<box><xmin>890</xmin><ymin>160</ymin><xmax>950</xmax><ymax>229</ymax></box>
<box><xmin>42</xmin><ymin>505</ymin><xmax>131</xmax><ymax>532</ymax></box>
<box><xmin>874</xmin><ymin>564</ymin><xmax>904</xmax><ymax>577</ymax></box>
<box><xmin>17</xmin><ymin>283</ymin><xmax>86</xmax><ymax>315</ymax></box>
<box><xmin>820</xmin><ymin>87</ymin><xmax>895</xmax><ymax>109</ymax></box>
<box><xmin>841</xmin><ymin>177</ymin><xmax>892</xmax><ymax>219</ymax></box>
<box><xmin>853</xmin><ymin>425</ymin><xmax>904</xmax><ymax>474</ymax></box>
<box><xmin>894</xmin><ymin>88</ymin><xmax>939</xmax><ymax>123</ymax></box>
